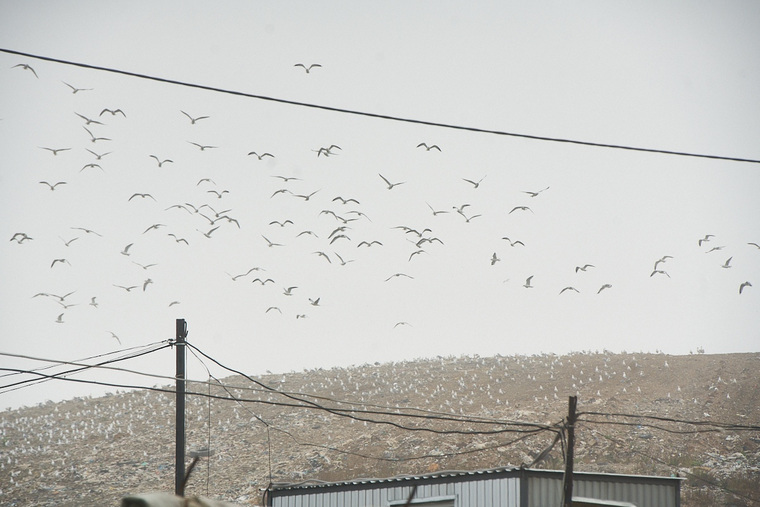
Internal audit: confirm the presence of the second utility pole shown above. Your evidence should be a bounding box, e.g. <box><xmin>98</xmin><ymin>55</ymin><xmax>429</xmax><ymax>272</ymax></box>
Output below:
<box><xmin>175</xmin><ymin>319</ymin><xmax>188</xmax><ymax>496</ymax></box>
<box><xmin>562</xmin><ymin>395</ymin><xmax>577</xmax><ymax>507</ymax></box>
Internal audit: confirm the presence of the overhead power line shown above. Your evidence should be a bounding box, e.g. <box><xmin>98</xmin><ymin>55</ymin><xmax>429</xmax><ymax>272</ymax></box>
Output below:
<box><xmin>578</xmin><ymin>410</ymin><xmax>760</xmax><ymax>432</ymax></box>
<box><xmin>2</xmin><ymin>47</ymin><xmax>759</xmax><ymax>165</ymax></box>
<box><xmin>184</xmin><ymin>341</ymin><xmax>553</xmax><ymax>434</ymax></box>
<box><xmin>0</xmin><ymin>343</ymin><xmax>173</xmax><ymax>393</ymax></box>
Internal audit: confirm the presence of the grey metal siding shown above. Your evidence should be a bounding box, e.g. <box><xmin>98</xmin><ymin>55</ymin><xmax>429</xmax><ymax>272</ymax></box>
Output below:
<box><xmin>270</xmin><ymin>470</ymin><xmax>677</xmax><ymax>507</ymax></box>
<box><xmin>272</xmin><ymin>476</ymin><xmax>521</xmax><ymax>507</ymax></box>
<box><xmin>575</xmin><ymin>479</ymin><xmax>676</xmax><ymax>507</ymax></box>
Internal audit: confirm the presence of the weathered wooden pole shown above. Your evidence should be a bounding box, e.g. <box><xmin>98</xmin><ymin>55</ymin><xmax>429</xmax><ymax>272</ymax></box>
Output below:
<box><xmin>175</xmin><ymin>319</ymin><xmax>187</xmax><ymax>496</ymax></box>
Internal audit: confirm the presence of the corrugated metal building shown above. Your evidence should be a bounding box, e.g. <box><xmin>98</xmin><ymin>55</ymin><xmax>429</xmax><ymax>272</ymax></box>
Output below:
<box><xmin>266</xmin><ymin>467</ymin><xmax>681</xmax><ymax>507</ymax></box>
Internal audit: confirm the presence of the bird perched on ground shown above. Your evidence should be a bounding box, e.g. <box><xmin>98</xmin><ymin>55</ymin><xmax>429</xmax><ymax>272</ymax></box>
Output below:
<box><xmin>416</xmin><ymin>142</ymin><xmax>441</xmax><ymax>151</ymax></box>
<box><xmin>294</xmin><ymin>63</ymin><xmax>321</xmax><ymax>73</ymax></box>
<box><xmin>181</xmin><ymin>111</ymin><xmax>209</xmax><ymax>124</ymax></box>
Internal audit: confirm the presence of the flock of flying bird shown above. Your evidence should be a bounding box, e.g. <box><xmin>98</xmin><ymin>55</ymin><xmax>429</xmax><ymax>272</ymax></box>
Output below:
<box><xmin>5</xmin><ymin>60</ymin><xmax>757</xmax><ymax>348</ymax></box>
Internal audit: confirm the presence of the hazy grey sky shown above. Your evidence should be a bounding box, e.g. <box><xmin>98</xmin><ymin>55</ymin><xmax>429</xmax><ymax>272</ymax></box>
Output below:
<box><xmin>1</xmin><ymin>1</ymin><xmax>759</xmax><ymax>410</ymax></box>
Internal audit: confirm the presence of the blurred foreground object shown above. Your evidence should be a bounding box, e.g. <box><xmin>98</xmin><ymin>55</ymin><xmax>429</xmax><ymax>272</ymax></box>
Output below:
<box><xmin>121</xmin><ymin>493</ymin><xmax>240</xmax><ymax>507</ymax></box>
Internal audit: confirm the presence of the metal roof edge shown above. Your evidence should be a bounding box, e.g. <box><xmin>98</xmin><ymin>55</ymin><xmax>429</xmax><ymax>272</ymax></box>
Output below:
<box><xmin>268</xmin><ymin>466</ymin><xmax>683</xmax><ymax>494</ymax></box>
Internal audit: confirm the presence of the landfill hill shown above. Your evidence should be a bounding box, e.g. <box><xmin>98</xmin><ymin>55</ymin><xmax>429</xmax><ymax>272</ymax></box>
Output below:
<box><xmin>1</xmin><ymin>351</ymin><xmax>758</xmax><ymax>506</ymax></box>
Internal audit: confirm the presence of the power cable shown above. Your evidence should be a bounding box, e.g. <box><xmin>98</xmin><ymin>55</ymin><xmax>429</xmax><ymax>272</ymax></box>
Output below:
<box><xmin>185</xmin><ymin>346</ymin><xmax>213</xmax><ymax>497</ymax></box>
<box><xmin>0</xmin><ymin>341</ymin><xmax>168</xmax><ymax>380</ymax></box>
<box><xmin>185</xmin><ymin>341</ymin><xmax>554</xmax><ymax>434</ymax></box>
<box><xmin>2</xmin><ymin>47</ymin><xmax>758</xmax><ymax>165</ymax></box>
<box><xmin>577</xmin><ymin>410</ymin><xmax>760</xmax><ymax>432</ymax></box>
<box><xmin>0</xmin><ymin>350</ymin><xmax>272</xmax><ymax>393</ymax></box>
<box><xmin>0</xmin><ymin>343</ymin><xmax>172</xmax><ymax>393</ymax></box>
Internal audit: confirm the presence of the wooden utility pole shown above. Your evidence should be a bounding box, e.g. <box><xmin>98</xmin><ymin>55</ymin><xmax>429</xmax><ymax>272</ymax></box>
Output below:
<box><xmin>562</xmin><ymin>395</ymin><xmax>578</xmax><ymax>507</ymax></box>
<box><xmin>175</xmin><ymin>319</ymin><xmax>188</xmax><ymax>496</ymax></box>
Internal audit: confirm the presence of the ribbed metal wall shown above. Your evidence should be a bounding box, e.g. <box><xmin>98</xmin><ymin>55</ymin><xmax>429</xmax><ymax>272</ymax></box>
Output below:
<box><xmin>270</xmin><ymin>471</ymin><xmax>678</xmax><ymax>507</ymax></box>
<box><xmin>527</xmin><ymin>475</ymin><xmax>678</xmax><ymax>507</ymax></box>
<box><xmin>271</xmin><ymin>477</ymin><xmax>521</xmax><ymax>507</ymax></box>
